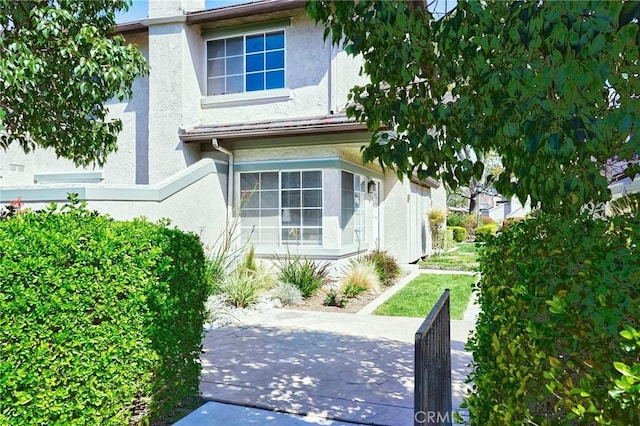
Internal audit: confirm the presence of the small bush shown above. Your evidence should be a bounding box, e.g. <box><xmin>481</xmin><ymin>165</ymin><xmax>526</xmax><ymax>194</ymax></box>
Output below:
<box><xmin>219</xmin><ymin>271</ymin><xmax>261</xmax><ymax>308</ymax></box>
<box><xmin>363</xmin><ymin>250</ymin><xmax>400</xmax><ymax>287</ymax></box>
<box><xmin>341</xmin><ymin>259</ymin><xmax>382</xmax><ymax>294</ymax></box>
<box><xmin>323</xmin><ymin>289</ymin><xmax>348</xmax><ymax>307</ymax></box>
<box><xmin>466</xmin><ymin>212</ymin><xmax>640</xmax><ymax>425</ymax></box>
<box><xmin>448</xmin><ymin>226</ymin><xmax>467</xmax><ymax>242</ymax></box>
<box><xmin>480</xmin><ymin>215</ymin><xmax>495</xmax><ymax>225</ymax></box>
<box><xmin>443</xmin><ymin>226</ymin><xmax>455</xmax><ymax>250</ymax></box>
<box><xmin>276</xmin><ymin>254</ymin><xmax>330</xmax><ymax>298</ymax></box>
<box><xmin>473</xmin><ymin>223</ymin><xmax>497</xmax><ymax>242</ymax></box>
<box><xmin>271</xmin><ymin>282</ymin><xmax>303</xmax><ymax>306</ymax></box>
<box><xmin>0</xmin><ymin>201</ymin><xmax>207</xmax><ymax>424</ymax></box>
<box><xmin>447</xmin><ymin>212</ymin><xmax>477</xmax><ymax>233</ymax></box>
<box><xmin>341</xmin><ymin>281</ymin><xmax>368</xmax><ymax>299</ymax></box>
<box><xmin>500</xmin><ymin>216</ymin><xmax>525</xmax><ymax>231</ymax></box>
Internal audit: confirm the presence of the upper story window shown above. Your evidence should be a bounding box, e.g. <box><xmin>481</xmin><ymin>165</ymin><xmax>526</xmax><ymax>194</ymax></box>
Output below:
<box><xmin>207</xmin><ymin>30</ymin><xmax>285</xmax><ymax>96</ymax></box>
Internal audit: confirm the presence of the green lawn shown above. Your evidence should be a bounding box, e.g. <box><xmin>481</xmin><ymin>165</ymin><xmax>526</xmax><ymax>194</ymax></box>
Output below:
<box><xmin>418</xmin><ymin>242</ymin><xmax>481</xmax><ymax>271</ymax></box>
<box><xmin>373</xmin><ymin>273</ymin><xmax>476</xmax><ymax>319</ymax></box>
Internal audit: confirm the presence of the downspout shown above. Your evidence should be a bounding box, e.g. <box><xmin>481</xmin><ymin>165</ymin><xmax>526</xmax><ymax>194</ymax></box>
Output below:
<box><xmin>212</xmin><ymin>138</ymin><xmax>234</xmax><ymax>225</ymax></box>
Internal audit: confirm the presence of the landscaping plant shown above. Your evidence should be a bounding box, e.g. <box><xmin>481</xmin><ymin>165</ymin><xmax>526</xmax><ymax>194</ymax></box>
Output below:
<box><xmin>473</xmin><ymin>223</ymin><xmax>497</xmax><ymax>242</ymax></box>
<box><xmin>466</xmin><ymin>213</ymin><xmax>640</xmax><ymax>425</ymax></box>
<box><xmin>0</xmin><ymin>200</ymin><xmax>207</xmax><ymax>424</ymax></box>
<box><xmin>276</xmin><ymin>253</ymin><xmax>330</xmax><ymax>298</ymax></box>
<box><xmin>271</xmin><ymin>282</ymin><xmax>304</xmax><ymax>307</ymax></box>
<box><xmin>362</xmin><ymin>250</ymin><xmax>400</xmax><ymax>287</ymax></box>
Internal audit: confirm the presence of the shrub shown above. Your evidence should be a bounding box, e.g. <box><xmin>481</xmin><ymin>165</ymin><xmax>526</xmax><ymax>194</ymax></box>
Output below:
<box><xmin>473</xmin><ymin>223</ymin><xmax>497</xmax><ymax>242</ymax></box>
<box><xmin>480</xmin><ymin>215</ymin><xmax>495</xmax><ymax>225</ymax></box>
<box><xmin>443</xmin><ymin>226</ymin><xmax>455</xmax><ymax>250</ymax></box>
<box><xmin>323</xmin><ymin>289</ymin><xmax>348</xmax><ymax>307</ymax></box>
<box><xmin>340</xmin><ymin>259</ymin><xmax>382</xmax><ymax>295</ymax></box>
<box><xmin>271</xmin><ymin>282</ymin><xmax>304</xmax><ymax>306</ymax></box>
<box><xmin>500</xmin><ymin>216</ymin><xmax>525</xmax><ymax>231</ymax></box>
<box><xmin>466</xmin><ymin>212</ymin><xmax>640</xmax><ymax>425</ymax></box>
<box><xmin>448</xmin><ymin>226</ymin><xmax>467</xmax><ymax>242</ymax></box>
<box><xmin>363</xmin><ymin>250</ymin><xmax>400</xmax><ymax>287</ymax></box>
<box><xmin>447</xmin><ymin>212</ymin><xmax>477</xmax><ymax>233</ymax></box>
<box><xmin>0</xmin><ymin>201</ymin><xmax>207</xmax><ymax>425</ymax></box>
<box><xmin>276</xmin><ymin>254</ymin><xmax>330</xmax><ymax>298</ymax></box>
<box><xmin>219</xmin><ymin>270</ymin><xmax>261</xmax><ymax>308</ymax></box>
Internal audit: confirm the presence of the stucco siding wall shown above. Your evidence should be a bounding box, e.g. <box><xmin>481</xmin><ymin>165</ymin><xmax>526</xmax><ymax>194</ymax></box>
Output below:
<box><xmin>380</xmin><ymin>175</ymin><xmax>410</xmax><ymax>263</ymax></box>
<box><xmin>0</xmin><ymin>159</ymin><xmax>227</xmax><ymax>250</ymax></box>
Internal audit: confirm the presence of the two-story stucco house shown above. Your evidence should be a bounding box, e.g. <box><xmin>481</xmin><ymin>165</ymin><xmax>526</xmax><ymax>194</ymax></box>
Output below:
<box><xmin>0</xmin><ymin>0</ymin><xmax>446</xmax><ymax>264</ymax></box>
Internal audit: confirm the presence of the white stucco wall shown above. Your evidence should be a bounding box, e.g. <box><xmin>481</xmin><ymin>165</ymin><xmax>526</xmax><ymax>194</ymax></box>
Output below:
<box><xmin>0</xmin><ymin>159</ymin><xmax>227</xmax><ymax>251</ymax></box>
<box><xmin>197</xmin><ymin>9</ymin><xmax>366</xmax><ymax>125</ymax></box>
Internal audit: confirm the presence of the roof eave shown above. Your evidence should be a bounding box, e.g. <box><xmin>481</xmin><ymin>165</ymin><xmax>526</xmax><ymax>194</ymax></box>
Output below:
<box><xmin>186</xmin><ymin>0</ymin><xmax>305</xmax><ymax>25</ymax></box>
<box><xmin>179</xmin><ymin>122</ymin><xmax>367</xmax><ymax>142</ymax></box>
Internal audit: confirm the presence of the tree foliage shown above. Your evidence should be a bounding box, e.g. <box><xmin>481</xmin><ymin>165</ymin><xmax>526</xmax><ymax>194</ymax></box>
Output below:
<box><xmin>0</xmin><ymin>0</ymin><xmax>147</xmax><ymax>167</ymax></box>
<box><xmin>306</xmin><ymin>0</ymin><xmax>640</xmax><ymax>215</ymax></box>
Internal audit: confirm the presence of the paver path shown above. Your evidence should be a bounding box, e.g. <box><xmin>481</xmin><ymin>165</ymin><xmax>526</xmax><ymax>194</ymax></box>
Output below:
<box><xmin>199</xmin><ymin>310</ymin><xmax>474</xmax><ymax>425</ymax></box>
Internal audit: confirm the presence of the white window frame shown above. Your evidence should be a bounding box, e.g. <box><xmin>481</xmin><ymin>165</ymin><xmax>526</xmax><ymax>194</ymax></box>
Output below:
<box><xmin>204</xmin><ymin>24</ymin><xmax>287</xmax><ymax>97</ymax></box>
<box><xmin>240</xmin><ymin>170</ymin><xmax>323</xmax><ymax>247</ymax></box>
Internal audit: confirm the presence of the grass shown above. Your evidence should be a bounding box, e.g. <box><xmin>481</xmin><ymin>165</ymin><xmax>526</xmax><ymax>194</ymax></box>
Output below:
<box><xmin>373</xmin><ymin>274</ymin><xmax>476</xmax><ymax>320</ymax></box>
<box><xmin>418</xmin><ymin>242</ymin><xmax>481</xmax><ymax>271</ymax></box>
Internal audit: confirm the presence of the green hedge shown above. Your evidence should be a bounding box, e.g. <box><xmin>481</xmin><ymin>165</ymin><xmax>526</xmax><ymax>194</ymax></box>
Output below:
<box><xmin>0</xmin><ymin>202</ymin><xmax>207</xmax><ymax>424</ymax></box>
<box><xmin>473</xmin><ymin>223</ymin><xmax>497</xmax><ymax>242</ymax></box>
<box><xmin>466</xmin><ymin>212</ymin><xmax>640</xmax><ymax>425</ymax></box>
<box><xmin>447</xmin><ymin>226</ymin><xmax>467</xmax><ymax>242</ymax></box>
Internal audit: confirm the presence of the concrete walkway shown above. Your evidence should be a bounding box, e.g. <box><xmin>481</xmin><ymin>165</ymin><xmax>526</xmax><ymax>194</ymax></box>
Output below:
<box><xmin>177</xmin><ymin>269</ymin><xmax>477</xmax><ymax>425</ymax></box>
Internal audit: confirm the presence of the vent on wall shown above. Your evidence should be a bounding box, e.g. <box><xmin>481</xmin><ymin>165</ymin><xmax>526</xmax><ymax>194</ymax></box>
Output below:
<box><xmin>9</xmin><ymin>164</ymin><xmax>25</xmax><ymax>172</ymax></box>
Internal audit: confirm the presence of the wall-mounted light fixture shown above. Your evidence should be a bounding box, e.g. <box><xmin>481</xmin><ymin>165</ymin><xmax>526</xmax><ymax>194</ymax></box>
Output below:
<box><xmin>368</xmin><ymin>180</ymin><xmax>377</xmax><ymax>193</ymax></box>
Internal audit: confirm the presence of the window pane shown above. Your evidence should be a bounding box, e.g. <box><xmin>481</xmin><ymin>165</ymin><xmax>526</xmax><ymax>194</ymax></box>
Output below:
<box><xmin>246</xmin><ymin>73</ymin><xmax>264</xmax><ymax>92</ymax></box>
<box><xmin>240</xmin><ymin>209</ymin><xmax>259</xmax><ymax>227</ymax></box>
<box><xmin>342</xmin><ymin>171</ymin><xmax>354</xmax><ymax>191</ymax></box>
<box><xmin>282</xmin><ymin>227</ymin><xmax>301</xmax><ymax>243</ymax></box>
<box><xmin>261</xmin><ymin>228</ymin><xmax>279</xmax><ymax>244</ymax></box>
<box><xmin>226</xmin><ymin>37</ymin><xmax>243</xmax><ymax>56</ymax></box>
<box><xmin>302</xmin><ymin>190</ymin><xmax>322</xmax><ymax>207</ymax></box>
<box><xmin>266</xmin><ymin>51</ymin><xmax>284</xmax><ymax>70</ymax></box>
<box><xmin>302</xmin><ymin>171</ymin><xmax>321</xmax><ymax>188</ymax></box>
<box><xmin>244</xmin><ymin>194</ymin><xmax>259</xmax><ymax>208</ymax></box>
<box><xmin>266</xmin><ymin>31</ymin><xmax>284</xmax><ymax>50</ymax></box>
<box><xmin>226</xmin><ymin>75</ymin><xmax>243</xmax><ymax>93</ymax></box>
<box><xmin>282</xmin><ymin>171</ymin><xmax>300</xmax><ymax>189</ymax></box>
<box><xmin>208</xmin><ymin>77</ymin><xmax>225</xmax><ymax>96</ymax></box>
<box><xmin>302</xmin><ymin>228</ymin><xmax>322</xmax><ymax>245</ymax></box>
<box><xmin>342</xmin><ymin>192</ymin><xmax>354</xmax><ymax>210</ymax></box>
<box><xmin>246</xmin><ymin>53</ymin><xmax>264</xmax><ymax>72</ymax></box>
<box><xmin>354</xmin><ymin>192</ymin><xmax>362</xmax><ymax>208</ymax></box>
<box><xmin>261</xmin><ymin>172</ymin><xmax>278</xmax><ymax>190</ymax></box>
<box><xmin>303</xmin><ymin>209</ymin><xmax>322</xmax><ymax>226</ymax></box>
<box><xmin>261</xmin><ymin>191</ymin><xmax>278</xmax><ymax>209</ymax></box>
<box><xmin>246</xmin><ymin>34</ymin><xmax>264</xmax><ymax>53</ymax></box>
<box><xmin>281</xmin><ymin>190</ymin><xmax>300</xmax><ymax>208</ymax></box>
<box><xmin>208</xmin><ymin>40</ymin><xmax>225</xmax><ymax>59</ymax></box>
<box><xmin>241</xmin><ymin>173</ymin><xmax>259</xmax><ymax>191</ymax></box>
<box><xmin>282</xmin><ymin>209</ymin><xmax>300</xmax><ymax>225</ymax></box>
<box><xmin>261</xmin><ymin>210</ymin><xmax>279</xmax><ymax>227</ymax></box>
<box><xmin>226</xmin><ymin>56</ymin><xmax>243</xmax><ymax>75</ymax></box>
<box><xmin>266</xmin><ymin>70</ymin><xmax>284</xmax><ymax>89</ymax></box>
<box><xmin>208</xmin><ymin>59</ymin><xmax>224</xmax><ymax>77</ymax></box>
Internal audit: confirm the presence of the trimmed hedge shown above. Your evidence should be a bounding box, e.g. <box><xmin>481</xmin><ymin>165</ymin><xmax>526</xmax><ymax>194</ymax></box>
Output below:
<box><xmin>466</xmin><ymin>212</ymin><xmax>640</xmax><ymax>425</ymax></box>
<box><xmin>447</xmin><ymin>226</ymin><xmax>467</xmax><ymax>242</ymax></box>
<box><xmin>0</xmin><ymin>201</ymin><xmax>207</xmax><ymax>424</ymax></box>
<box><xmin>473</xmin><ymin>223</ymin><xmax>497</xmax><ymax>242</ymax></box>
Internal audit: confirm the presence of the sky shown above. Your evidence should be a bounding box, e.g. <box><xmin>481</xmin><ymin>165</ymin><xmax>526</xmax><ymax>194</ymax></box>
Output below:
<box><xmin>116</xmin><ymin>0</ymin><xmax>458</xmax><ymax>23</ymax></box>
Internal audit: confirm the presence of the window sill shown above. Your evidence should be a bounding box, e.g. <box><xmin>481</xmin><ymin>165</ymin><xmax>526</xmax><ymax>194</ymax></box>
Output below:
<box><xmin>201</xmin><ymin>88</ymin><xmax>292</xmax><ymax>109</ymax></box>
